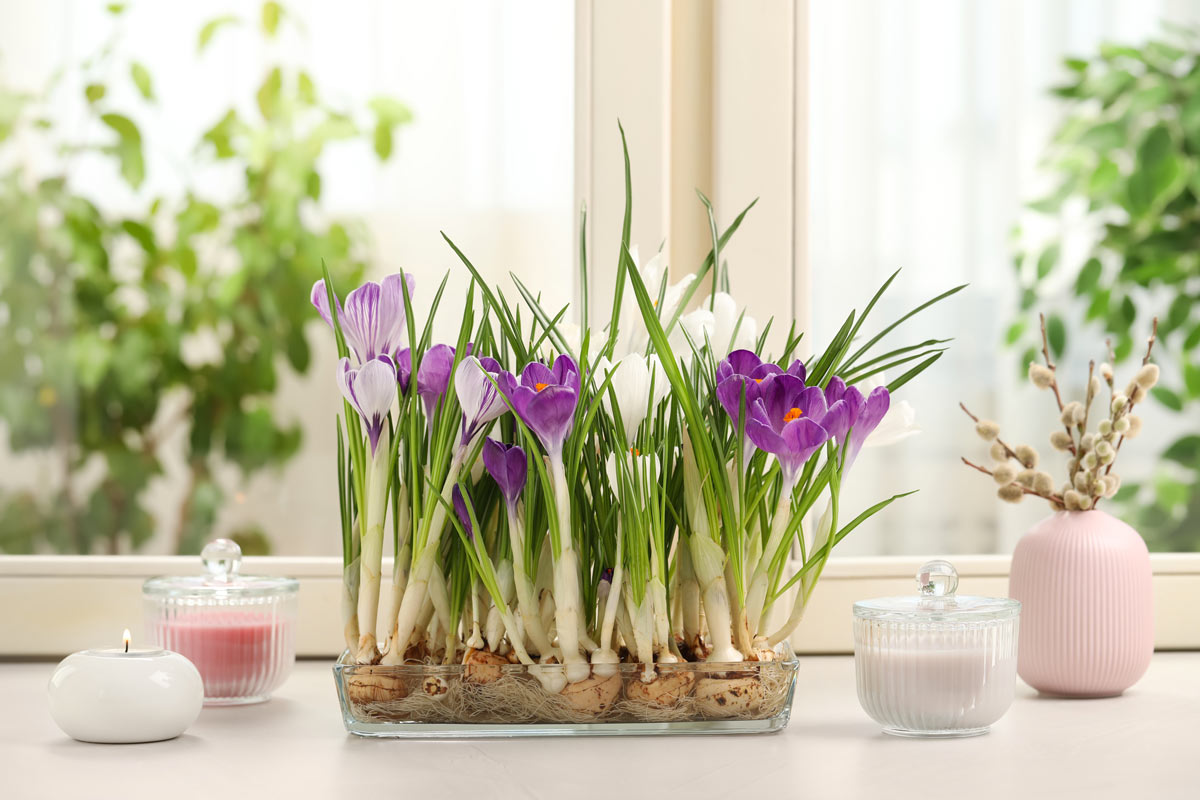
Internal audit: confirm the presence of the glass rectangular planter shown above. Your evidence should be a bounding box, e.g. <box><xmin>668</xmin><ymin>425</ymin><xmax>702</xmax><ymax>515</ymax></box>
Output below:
<box><xmin>332</xmin><ymin>646</ymin><xmax>799</xmax><ymax>737</ymax></box>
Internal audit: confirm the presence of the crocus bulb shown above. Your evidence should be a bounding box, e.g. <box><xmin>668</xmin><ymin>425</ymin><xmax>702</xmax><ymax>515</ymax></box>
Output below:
<box><xmin>992</xmin><ymin>463</ymin><xmax>1018</xmax><ymax>484</ymax></box>
<box><xmin>1049</xmin><ymin>431</ymin><xmax>1073</xmax><ymax>451</ymax></box>
<box><xmin>1028</xmin><ymin>363</ymin><xmax>1054</xmax><ymax>389</ymax></box>
<box><xmin>997</xmin><ymin>483</ymin><xmax>1024</xmax><ymax>503</ymax></box>
<box><xmin>975</xmin><ymin>420</ymin><xmax>1000</xmax><ymax>441</ymax></box>
<box><xmin>1113</xmin><ymin>416</ymin><xmax>1131</xmax><ymax>434</ymax></box>
<box><xmin>1132</xmin><ymin>364</ymin><xmax>1161</xmax><ymax>388</ymax></box>
<box><xmin>1033</xmin><ymin>471</ymin><xmax>1055</xmax><ymax>494</ymax></box>
<box><xmin>989</xmin><ymin>442</ymin><xmax>1008</xmax><ymax>462</ymax></box>
<box><xmin>1125</xmin><ymin>415</ymin><xmax>1143</xmax><ymax>438</ymax></box>
<box><xmin>1015</xmin><ymin>444</ymin><xmax>1038</xmax><ymax>468</ymax></box>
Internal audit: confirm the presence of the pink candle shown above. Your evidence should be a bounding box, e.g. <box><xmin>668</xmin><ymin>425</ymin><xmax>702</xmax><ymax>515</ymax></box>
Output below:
<box><xmin>152</xmin><ymin>610</ymin><xmax>294</xmax><ymax>703</ymax></box>
<box><xmin>144</xmin><ymin>539</ymin><xmax>299</xmax><ymax>705</ymax></box>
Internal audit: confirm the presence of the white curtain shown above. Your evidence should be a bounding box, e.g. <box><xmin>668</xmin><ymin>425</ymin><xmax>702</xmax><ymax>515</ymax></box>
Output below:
<box><xmin>808</xmin><ymin>0</ymin><xmax>1200</xmax><ymax>555</ymax></box>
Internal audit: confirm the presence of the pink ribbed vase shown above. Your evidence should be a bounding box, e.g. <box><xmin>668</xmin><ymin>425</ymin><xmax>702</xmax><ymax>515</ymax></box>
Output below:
<box><xmin>1009</xmin><ymin>510</ymin><xmax>1153</xmax><ymax>697</ymax></box>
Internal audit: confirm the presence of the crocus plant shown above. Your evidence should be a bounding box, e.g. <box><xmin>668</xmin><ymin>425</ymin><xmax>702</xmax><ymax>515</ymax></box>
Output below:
<box><xmin>315</xmin><ymin>129</ymin><xmax>959</xmax><ymax>710</ymax></box>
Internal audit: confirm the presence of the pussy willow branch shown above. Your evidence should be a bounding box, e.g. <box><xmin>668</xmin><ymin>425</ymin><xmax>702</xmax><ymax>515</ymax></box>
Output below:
<box><xmin>1038</xmin><ymin>312</ymin><xmax>1080</xmax><ymax>459</ymax></box>
<box><xmin>1105</xmin><ymin>316</ymin><xmax>1159</xmax><ymax>476</ymax></box>
<box><xmin>958</xmin><ymin>402</ymin><xmax>1020</xmax><ymax>461</ymax></box>
<box><xmin>1080</xmin><ymin>359</ymin><xmax>1096</xmax><ymax>435</ymax></box>
<box><xmin>1038</xmin><ymin>313</ymin><xmax>1066</xmax><ymax>412</ymax></box>
<box><xmin>961</xmin><ymin>457</ymin><xmax>1063</xmax><ymax>504</ymax></box>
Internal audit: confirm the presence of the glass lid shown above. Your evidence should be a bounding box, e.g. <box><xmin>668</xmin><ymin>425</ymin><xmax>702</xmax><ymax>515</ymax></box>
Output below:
<box><xmin>143</xmin><ymin>538</ymin><xmax>299</xmax><ymax>598</ymax></box>
<box><xmin>853</xmin><ymin>560</ymin><xmax>1020</xmax><ymax>623</ymax></box>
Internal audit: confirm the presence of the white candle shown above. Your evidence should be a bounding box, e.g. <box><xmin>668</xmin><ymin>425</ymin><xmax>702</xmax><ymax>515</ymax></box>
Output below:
<box><xmin>48</xmin><ymin>629</ymin><xmax>204</xmax><ymax>744</ymax></box>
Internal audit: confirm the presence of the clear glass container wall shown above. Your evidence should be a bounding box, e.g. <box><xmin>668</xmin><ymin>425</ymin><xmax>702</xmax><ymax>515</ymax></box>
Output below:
<box><xmin>144</xmin><ymin>540</ymin><xmax>298</xmax><ymax>705</ymax></box>
<box><xmin>853</xmin><ymin>560</ymin><xmax>1020</xmax><ymax>737</ymax></box>
<box><xmin>332</xmin><ymin>648</ymin><xmax>800</xmax><ymax>738</ymax></box>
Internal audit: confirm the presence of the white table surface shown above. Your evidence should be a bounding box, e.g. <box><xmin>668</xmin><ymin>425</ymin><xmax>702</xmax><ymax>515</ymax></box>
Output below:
<box><xmin>2</xmin><ymin>653</ymin><xmax>1196</xmax><ymax>800</ymax></box>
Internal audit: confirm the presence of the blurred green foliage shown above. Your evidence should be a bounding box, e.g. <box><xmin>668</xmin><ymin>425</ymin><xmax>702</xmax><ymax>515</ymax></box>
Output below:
<box><xmin>1010</xmin><ymin>26</ymin><xmax>1200</xmax><ymax>551</ymax></box>
<box><xmin>0</xmin><ymin>2</ymin><xmax>411</xmax><ymax>554</ymax></box>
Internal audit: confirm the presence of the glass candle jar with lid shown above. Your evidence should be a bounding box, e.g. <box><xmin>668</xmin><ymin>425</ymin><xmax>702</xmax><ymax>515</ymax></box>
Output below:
<box><xmin>853</xmin><ymin>560</ymin><xmax>1021</xmax><ymax>738</ymax></box>
<box><xmin>144</xmin><ymin>538</ymin><xmax>298</xmax><ymax>705</ymax></box>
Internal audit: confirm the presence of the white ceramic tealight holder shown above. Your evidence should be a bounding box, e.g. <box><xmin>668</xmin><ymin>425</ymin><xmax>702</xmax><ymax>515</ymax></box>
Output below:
<box><xmin>48</xmin><ymin>630</ymin><xmax>204</xmax><ymax>744</ymax></box>
<box><xmin>853</xmin><ymin>560</ymin><xmax>1021</xmax><ymax>738</ymax></box>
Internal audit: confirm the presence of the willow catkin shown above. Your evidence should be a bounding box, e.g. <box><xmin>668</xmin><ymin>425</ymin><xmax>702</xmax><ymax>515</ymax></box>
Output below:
<box><xmin>1134</xmin><ymin>364</ymin><xmax>1160</xmax><ymax>390</ymax></box>
<box><xmin>1125</xmin><ymin>415</ymin><xmax>1143</xmax><ymax>438</ymax></box>
<box><xmin>989</xmin><ymin>442</ymin><xmax>1008</xmax><ymax>462</ymax></box>
<box><xmin>1014</xmin><ymin>444</ymin><xmax>1038</xmax><ymax>468</ymax></box>
<box><xmin>1050</xmin><ymin>431</ymin><xmax>1073</xmax><ymax>451</ymax></box>
<box><xmin>993</xmin><ymin>463</ymin><xmax>1018</xmax><ymax>485</ymax></box>
<box><xmin>1028</xmin><ymin>363</ymin><xmax>1054</xmax><ymax>389</ymax></box>
<box><xmin>1033</xmin><ymin>471</ymin><xmax>1055</xmax><ymax>494</ymax></box>
<box><xmin>997</xmin><ymin>483</ymin><xmax>1024</xmax><ymax>503</ymax></box>
<box><xmin>975</xmin><ymin>420</ymin><xmax>1000</xmax><ymax>441</ymax></box>
<box><xmin>1016</xmin><ymin>469</ymin><xmax>1036</xmax><ymax>487</ymax></box>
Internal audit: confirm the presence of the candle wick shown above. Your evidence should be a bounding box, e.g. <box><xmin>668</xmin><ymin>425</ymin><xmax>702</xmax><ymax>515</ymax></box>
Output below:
<box><xmin>125</xmin><ymin>640</ymin><xmax>129</xmax><ymax>654</ymax></box>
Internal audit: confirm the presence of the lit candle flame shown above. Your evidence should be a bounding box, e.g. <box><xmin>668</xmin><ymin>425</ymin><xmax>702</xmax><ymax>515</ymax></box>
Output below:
<box><xmin>123</xmin><ymin>628</ymin><xmax>131</xmax><ymax>653</ymax></box>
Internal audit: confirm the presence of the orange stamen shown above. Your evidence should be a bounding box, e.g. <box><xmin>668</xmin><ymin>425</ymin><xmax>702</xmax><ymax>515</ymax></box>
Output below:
<box><xmin>630</xmin><ymin>447</ymin><xmax>641</xmax><ymax>457</ymax></box>
<box><xmin>783</xmin><ymin>407</ymin><xmax>803</xmax><ymax>423</ymax></box>
<box><xmin>753</xmin><ymin>377</ymin><xmax>764</xmax><ymax>384</ymax></box>
<box><xmin>534</xmin><ymin>382</ymin><xmax>550</xmax><ymax>392</ymax></box>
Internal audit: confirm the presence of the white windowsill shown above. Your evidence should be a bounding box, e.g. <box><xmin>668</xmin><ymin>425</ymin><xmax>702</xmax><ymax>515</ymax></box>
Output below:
<box><xmin>3</xmin><ymin>554</ymin><xmax>1197</xmax><ymax>657</ymax></box>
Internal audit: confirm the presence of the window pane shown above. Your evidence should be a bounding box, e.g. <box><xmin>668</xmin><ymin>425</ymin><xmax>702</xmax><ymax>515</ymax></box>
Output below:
<box><xmin>809</xmin><ymin>0</ymin><xmax>1200</xmax><ymax>554</ymax></box>
<box><xmin>0</xmin><ymin>0</ymin><xmax>573</xmax><ymax>555</ymax></box>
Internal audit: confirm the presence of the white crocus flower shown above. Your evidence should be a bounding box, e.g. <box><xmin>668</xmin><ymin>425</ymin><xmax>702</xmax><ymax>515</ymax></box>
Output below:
<box><xmin>857</xmin><ymin>372</ymin><xmax>921</xmax><ymax>448</ymax></box>
<box><xmin>536</xmin><ymin>321</ymin><xmax>582</xmax><ymax>362</ymax></box>
<box><xmin>679</xmin><ymin>292</ymin><xmax>758</xmax><ymax>358</ymax></box>
<box><xmin>594</xmin><ymin>353</ymin><xmax>670</xmax><ymax>441</ymax></box>
<box><xmin>616</xmin><ymin>245</ymin><xmax>695</xmax><ymax>357</ymax></box>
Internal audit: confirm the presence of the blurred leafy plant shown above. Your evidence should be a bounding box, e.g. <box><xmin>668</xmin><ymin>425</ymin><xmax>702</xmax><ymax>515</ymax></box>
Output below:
<box><xmin>1009</xmin><ymin>26</ymin><xmax>1199</xmax><ymax>551</ymax></box>
<box><xmin>0</xmin><ymin>2</ymin><xmax>411</xmax><ymax>554</ymax></box>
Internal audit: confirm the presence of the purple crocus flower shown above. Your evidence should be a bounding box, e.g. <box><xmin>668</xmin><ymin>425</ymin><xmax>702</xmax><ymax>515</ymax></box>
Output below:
<box><xmin>396</xmin><ymin>343</ymin><xmax>460</xmax><ymax>419</ymax></box>
<box><xmin>335</xmin><ymin>355</ymin><xmax>397</xmax><ymax>456</ymax></box>
<box><xmin>452</xmin><ymin>484</ymin><xmax>474</xmax><ymax>541</ymax></box>
<box><xmin>456</xmin><ymin>356</ymin><xmax>509</xmax><ymax>448</ymax></box>
<box><xmin>482</xmin><ymin>438</ymin><xmax>527</xmax><ymax>509</ymax></box>
<box><xmin>311</xmin><ymin>273</ymin><xmax>415</xmax><ymax>364</ymax></box>
<box><xmin>824</xmin><ymin>377</ymin><xmax>890</xmax><ymax>467</ymax></box>
<box><xmin>498</xmin><ymin>355</ymin><xmax>581</xmax><ymax>457</ymax></box>
<box><xmin>715</xmin><ymin>350</ymin><xmax>782</xmax><ymax>427</ymax></box>
<box><xmin>744</xmin><ymin>374</ymin><xmax>844</xmax><ymax>482</ymax></box>
<box><xmin>715</xmin><ymin>350</ymin><xmax>807</xmax><ymax>426</ymax></box>
<box><xmin>395</xmin><ymin>348</ymin><xmax>413</xmax><ymax>394</ymax></box>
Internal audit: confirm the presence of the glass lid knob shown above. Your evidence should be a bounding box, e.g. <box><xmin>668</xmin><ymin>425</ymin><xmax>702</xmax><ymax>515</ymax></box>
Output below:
<box><xmin>917</xmin><ymin>560</ymin><xmax>958</xmax><ymax>597</ymax></box>
<box><xmin>201</xmin><ymin>538</ymin><xmax>242</xmax><ymax>581</ymax></box>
